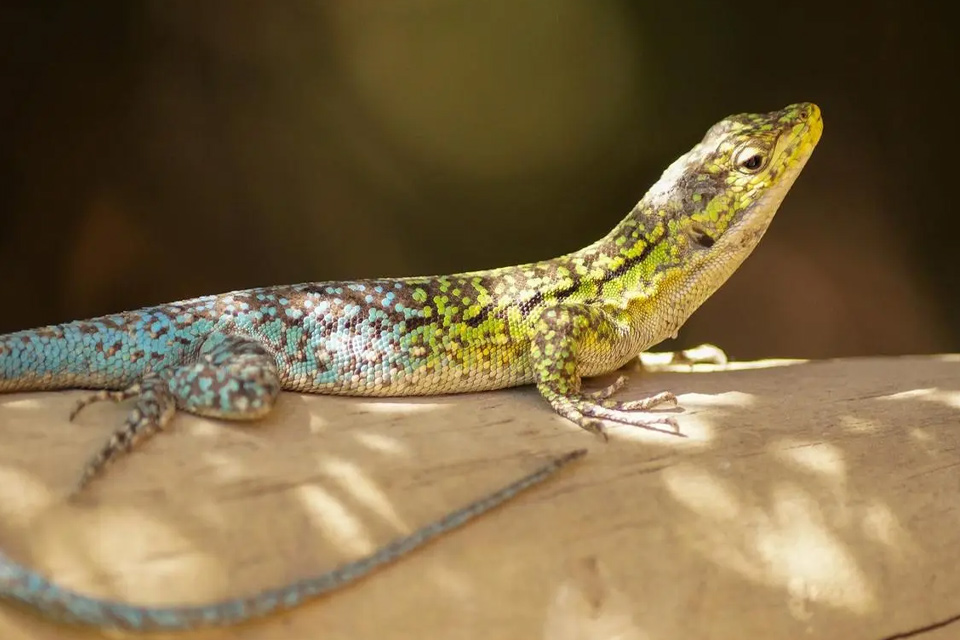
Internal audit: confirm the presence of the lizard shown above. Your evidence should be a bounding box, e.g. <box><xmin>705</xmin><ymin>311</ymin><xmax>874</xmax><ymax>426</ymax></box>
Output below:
<box><xmin>0</xmin><ymin>102</ymin><xmax>822</xmax><ymax>630</ymax></box>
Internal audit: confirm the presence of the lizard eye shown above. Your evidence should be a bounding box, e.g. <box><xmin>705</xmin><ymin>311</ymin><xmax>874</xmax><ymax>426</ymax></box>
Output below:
<box><xmin>734</xmin><ymin>144</ymin><xmax>768</xmax><ymax>173</ymax></box>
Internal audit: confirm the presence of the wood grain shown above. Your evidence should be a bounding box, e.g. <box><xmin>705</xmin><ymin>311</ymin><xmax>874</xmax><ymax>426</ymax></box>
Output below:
<box><xmin>1</xmin><ymin>355</ymin><xmax>959</xmax><ymax>640</ymax></box>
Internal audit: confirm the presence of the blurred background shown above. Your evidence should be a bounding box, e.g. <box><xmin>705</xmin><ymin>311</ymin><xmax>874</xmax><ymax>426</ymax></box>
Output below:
<box><xmin>0</xmin><ymin>1</ymin><xmax>956</xmax><ymax>360</ymax></box>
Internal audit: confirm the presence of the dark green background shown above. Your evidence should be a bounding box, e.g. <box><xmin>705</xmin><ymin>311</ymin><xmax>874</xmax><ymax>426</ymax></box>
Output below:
<box><xmin>1</xmin><ymin>2</ymin><xmax>956</xmax><ymax>359</ymax></box>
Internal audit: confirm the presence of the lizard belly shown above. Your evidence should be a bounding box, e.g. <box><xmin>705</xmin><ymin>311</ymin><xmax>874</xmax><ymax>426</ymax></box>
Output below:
<box><xmin>576</xmin><ymin>342</ymin><xmax>640</xmax><ymax>379</ymax></box>
<box><xmin>276</xmin><ymin>329</ymin><xmax>534</xmax><ymax>397</ymax></box>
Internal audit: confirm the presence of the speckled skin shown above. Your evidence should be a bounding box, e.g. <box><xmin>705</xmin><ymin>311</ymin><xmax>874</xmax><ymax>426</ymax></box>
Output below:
<box><xmin>0</xmin><ymin>104</ymin><xmax>821</xmax><ymax>630</ymax></box>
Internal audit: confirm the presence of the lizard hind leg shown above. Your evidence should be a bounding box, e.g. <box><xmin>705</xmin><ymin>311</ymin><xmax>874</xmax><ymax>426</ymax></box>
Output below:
<box><xmin>69</xmin><ymin>333</ymin><xmax>280</xmax><ymax>496</ymax></box>
<box><xmin>71</xmin><ymin>372</ymin><xmax>177</xmax><ymax>495</ymax></box>
<box><xmin>167</xmin><ymin>332</ymin><xmax>281</xmax><ymax>421</ymax></box>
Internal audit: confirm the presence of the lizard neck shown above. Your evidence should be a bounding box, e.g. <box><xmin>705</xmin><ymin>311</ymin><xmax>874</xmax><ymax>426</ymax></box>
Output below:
<box><xmin>563</xmin><ymin>196</ymin><xmax>741</xmax><ymax>348</ymax></box>
<box><xmin>566</xmin><ymin>199</ymin><xmax>685</xmax><ymax>302</ymax></box>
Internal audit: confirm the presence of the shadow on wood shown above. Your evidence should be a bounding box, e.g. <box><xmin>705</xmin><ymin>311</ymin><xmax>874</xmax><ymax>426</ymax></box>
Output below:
<box><xmin>0</xmin><ymin>354</ymin><xmax>958</xmax><ymax>639</ymax></box>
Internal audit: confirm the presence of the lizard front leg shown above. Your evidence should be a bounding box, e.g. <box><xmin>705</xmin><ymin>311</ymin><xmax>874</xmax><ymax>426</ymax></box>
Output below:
<box><xmin>70</xmin><ymin>332</ymin><xmax>280</xmax><ymax>494</ymax></box>
<box><xmin>527</xmin><ymin>304</ymin><xmax>680</xmax><ymax>441</ymax></box>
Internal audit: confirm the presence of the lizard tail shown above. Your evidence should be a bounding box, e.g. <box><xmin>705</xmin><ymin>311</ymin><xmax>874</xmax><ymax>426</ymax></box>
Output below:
<box><xmin>0</xmin><ymin>308</ymin><xmax>207</xmax><ymax>393</ymax></box>
<box><xmin>0</xmin><ymin>449</ymin><xmax>586</xmax><ymax>631</ymax></box>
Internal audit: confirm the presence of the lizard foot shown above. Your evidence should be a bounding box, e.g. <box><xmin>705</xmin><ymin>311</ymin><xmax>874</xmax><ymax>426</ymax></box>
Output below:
<box><xmin>542</xmin><ymin>386</ymin><xmax>681</xmax><ymax>442</ymax></box>
<box><xmin>69</xmin><ymin>383</ymin><xmax>143</xmax><ymax>420</ymax></box>
<box><xmin>69</xmin><ymin>373</ymin><xmax>176</xmax><ymax>497</ymax></box>
<box><xmin>585</xmin><ymin>375</ymin><xmax>679</xmax><ymax>410</ymax></box>
<box><xmin>635</xmin><ymin>343</ymin><xmax>729</xmax><ymax>370</ymax></box>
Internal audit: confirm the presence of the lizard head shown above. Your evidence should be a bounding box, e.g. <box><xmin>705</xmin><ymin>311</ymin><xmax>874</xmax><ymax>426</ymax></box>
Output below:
<box><xmin>649</xmin><ymin>102</ymin><xmax>822</xmax><ymax>261</ymax></box>
<box><xmin>613</xmin><ymin>102</ymin><xmax>821</xmax><ymax>341</ymax></box>
<box><xmin>684</xmin><ymin>102</ymin><xmax>821</xmax><ymax>250</ymax></box>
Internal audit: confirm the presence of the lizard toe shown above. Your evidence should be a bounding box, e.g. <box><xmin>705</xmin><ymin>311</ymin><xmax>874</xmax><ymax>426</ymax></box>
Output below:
<box><xmin>69</xmin><ymin>384</ymin><xmax>143</xmax><ymax>421</ymax></box>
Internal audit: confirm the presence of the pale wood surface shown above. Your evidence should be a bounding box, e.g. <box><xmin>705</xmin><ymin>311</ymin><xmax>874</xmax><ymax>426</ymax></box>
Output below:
<box><xmin>1</xmin><ymin>355</ymin><xmax>959</xmax><ymax>640</ymax></box>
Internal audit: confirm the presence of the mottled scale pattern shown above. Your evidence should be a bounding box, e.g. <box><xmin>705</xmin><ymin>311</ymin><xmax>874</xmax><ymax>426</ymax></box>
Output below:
<box><xmin>0</xmin><ymin>103</ymin><xmax>822</xmax><ymax>629</ymax></box>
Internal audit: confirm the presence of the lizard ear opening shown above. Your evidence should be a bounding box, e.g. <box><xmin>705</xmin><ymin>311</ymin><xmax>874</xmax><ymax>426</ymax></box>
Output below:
<box><xmin>687</xmin><ymin>223</ymin><xmax>715</xmax><ymax>249</ymax></box>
